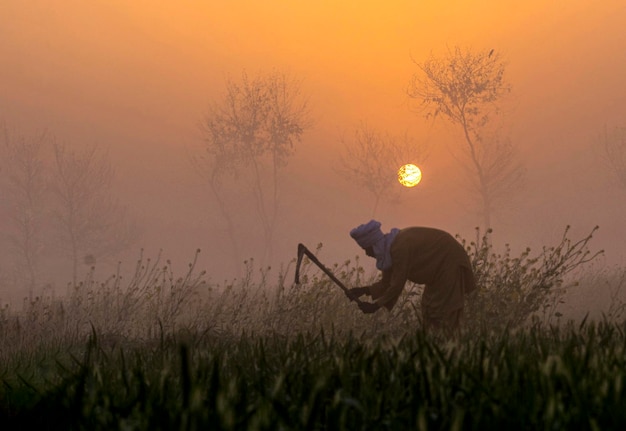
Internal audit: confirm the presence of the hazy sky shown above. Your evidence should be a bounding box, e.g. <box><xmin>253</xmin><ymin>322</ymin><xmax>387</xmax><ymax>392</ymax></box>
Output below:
<box><xmin>2</xmin><ymin>1</ymin><xmax>626</xmax><ymax>287</ymax></box>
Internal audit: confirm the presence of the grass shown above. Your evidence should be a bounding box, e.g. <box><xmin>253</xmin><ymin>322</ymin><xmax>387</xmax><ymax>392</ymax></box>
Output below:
<box><xmin>2</xmin><ymin>320</ymin><xmax>626</xmax><ymax>429</ymax></box>
<box><xmin>1</xmin><ymin>240</ymin><xmax>625</xmax><ymax>429</ymax></box>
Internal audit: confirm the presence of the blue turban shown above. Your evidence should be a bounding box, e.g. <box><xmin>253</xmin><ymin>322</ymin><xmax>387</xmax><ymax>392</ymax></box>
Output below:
<box><xmin>350</xmin><ymin>220</ymin><xmax>384</xmax><ymax>249</ymax></box>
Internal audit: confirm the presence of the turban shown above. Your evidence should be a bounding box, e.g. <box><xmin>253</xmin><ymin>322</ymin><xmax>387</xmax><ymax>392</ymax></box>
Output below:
<box><xmin>350</xmin><ymin>220</ymin><xmax>384</xmax><ymax>249</ymax></box>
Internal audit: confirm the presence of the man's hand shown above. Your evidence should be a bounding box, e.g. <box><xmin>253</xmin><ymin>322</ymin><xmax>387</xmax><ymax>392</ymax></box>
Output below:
<box><xmin>347</xmin><ymin>286</ymin><xmax>369</xmax><ymax>300</ymax></box>
<box><xmin>358</xmin><ymin>301</ymin><xmax>380</xmax><ymax>314</ymax></box>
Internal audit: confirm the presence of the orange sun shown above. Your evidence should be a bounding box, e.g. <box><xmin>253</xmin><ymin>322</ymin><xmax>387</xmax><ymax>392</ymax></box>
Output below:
<box><xmin>397</xmin><ymin>164</ymin><xmax>422</xmax><ymax>187</ymax></box>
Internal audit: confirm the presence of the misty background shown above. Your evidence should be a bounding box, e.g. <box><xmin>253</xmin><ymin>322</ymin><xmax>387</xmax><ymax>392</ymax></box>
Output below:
<box><xmin>1</xmin><ymin>1</ymin><xmax>625</xmax><ymax>309</ymax></box>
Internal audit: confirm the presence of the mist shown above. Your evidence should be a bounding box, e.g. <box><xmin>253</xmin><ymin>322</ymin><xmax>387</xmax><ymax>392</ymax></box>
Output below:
<box><xmin>1</xmin><ymin>0</ymin><xmax>626</xmax><ymax>310</ymax></box>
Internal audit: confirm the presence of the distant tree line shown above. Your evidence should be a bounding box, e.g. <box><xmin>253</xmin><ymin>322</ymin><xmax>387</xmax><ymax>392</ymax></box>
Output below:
<box><xmin>0</xmin><ymin>125</ymin><xmax>139</xmax><ymax>297</ymax></box>
<box><xmin>192</xmin><ymin>70</ymin><xmax>311</xmax><ymax>269</ymax></box>
<box><xmin>600</xmin><ymin>125</ymin><xmax>626</xmax><ymax>191</ymax></box>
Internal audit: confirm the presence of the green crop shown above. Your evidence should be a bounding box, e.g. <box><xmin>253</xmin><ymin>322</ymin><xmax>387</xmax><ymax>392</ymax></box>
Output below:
<box><xmin>2</xmin><ymin>321</ymin><xmax>626</xmax><ymax>429</ymax></box>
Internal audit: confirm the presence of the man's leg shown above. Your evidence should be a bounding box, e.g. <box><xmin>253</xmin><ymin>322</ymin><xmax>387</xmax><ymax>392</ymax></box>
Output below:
<box><xmin>422</xmin><ymin>271</ymin><xmax>465</xmax><ymax>336</ymax></box>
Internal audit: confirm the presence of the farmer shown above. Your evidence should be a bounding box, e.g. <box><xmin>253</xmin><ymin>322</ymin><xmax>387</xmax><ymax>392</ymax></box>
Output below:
<box><xmin>347</xmin><ymin>220</ymin><xmax>476</xmax><ymax>333</ymax></box>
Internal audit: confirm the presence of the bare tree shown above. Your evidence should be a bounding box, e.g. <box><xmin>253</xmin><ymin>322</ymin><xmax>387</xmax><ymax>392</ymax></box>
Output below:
<box><xmin>50</xmin><ymin>142</ymin><xmax>139</xmax><ymax>286</ymax></box>
<box><xmin>0</xmin><ymin>126</ymin><xmax>48</xmax><ymax>298</ymax></box>
<box><xmin>336</xmin><ymin>122</ymin><xmax>429</xmax><ymax>216</ymax></box>
<box><xmin>195</xmin><ymin>70</ymin><xmax>311</xmax><ymax>264</ymax></box>
<box><xmin>408</xmin><ymin>46</ymin><xmax>523</xmax><ymax>229</ymax></box>
<box><xmin>600</xmin><ymin>125</ymin><xmax>626</xmax><ymax>190</ymax></box>
<box><xmin>456</xmin><ymin>125</ymin><xmax>525</xmax><ymax>224</ymax></box>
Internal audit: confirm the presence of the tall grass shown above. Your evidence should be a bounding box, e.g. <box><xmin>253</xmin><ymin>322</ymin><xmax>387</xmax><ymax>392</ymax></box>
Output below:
<box><xmin>1</xmin><ymin>230</ymin><xmax>625</xmax><ymax>429</ymax></box>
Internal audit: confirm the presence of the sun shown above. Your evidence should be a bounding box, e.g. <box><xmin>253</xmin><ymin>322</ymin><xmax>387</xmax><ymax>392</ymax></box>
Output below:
<box><xmin>397</xmin><ymin>164</ymin><xmax>422</xmax><ymax>187</ymax></box>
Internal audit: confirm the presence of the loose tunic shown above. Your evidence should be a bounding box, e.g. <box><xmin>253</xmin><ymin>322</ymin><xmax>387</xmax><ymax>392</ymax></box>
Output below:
<box><xmin>367</xmin><ymin>227</ymin><xmax>476</xmax><ymax>320</ymax></box>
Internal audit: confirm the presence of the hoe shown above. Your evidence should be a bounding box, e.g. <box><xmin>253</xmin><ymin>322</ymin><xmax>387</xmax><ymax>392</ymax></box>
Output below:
<box><xmin>294</xmin><ymin>243</ymin><xmax>364</xmax><ymax>305</ymax></box>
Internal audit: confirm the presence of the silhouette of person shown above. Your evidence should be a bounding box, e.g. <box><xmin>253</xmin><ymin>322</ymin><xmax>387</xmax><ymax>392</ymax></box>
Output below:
<box><xmin>348</xmin><ymin>220</ymin><xmax>476</xmax><ymax>334</ymax></box>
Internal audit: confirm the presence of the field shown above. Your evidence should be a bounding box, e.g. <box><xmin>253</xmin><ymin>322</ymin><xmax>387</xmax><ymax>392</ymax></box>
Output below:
<box><xmin>1</xmin><ymin>233</ymin><xmax>626</xmax><ymax>430</ymax></box>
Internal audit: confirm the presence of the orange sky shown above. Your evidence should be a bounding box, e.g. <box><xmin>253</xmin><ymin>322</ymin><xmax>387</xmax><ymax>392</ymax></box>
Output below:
<box><xmin>3</xmin><ymin>1</ymin><xmax>624</xmax><ymax>148</ymax></box>
<box><xmin>1</xmin><ymin>0</ymin><xmax>626</xmax><ymax>281</ymax></box>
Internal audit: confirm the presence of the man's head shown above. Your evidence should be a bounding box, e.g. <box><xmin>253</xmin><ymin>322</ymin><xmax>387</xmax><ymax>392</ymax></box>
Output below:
<box><xmin>350</xmin><ymin>220</ymin><xmax>384</xmax><ymax>251</ymax></box>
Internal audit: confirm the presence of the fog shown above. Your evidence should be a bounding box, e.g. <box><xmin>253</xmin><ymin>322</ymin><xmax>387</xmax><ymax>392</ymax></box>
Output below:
<box><xmin>1</xmin><ymin>1</ymin><xmax>626</xmax><ymax>306</ymax></box>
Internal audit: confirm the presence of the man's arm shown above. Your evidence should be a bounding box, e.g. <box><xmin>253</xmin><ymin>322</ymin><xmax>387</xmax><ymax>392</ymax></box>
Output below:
<box><xmin>346</xmin><ymin>286</ymin><xmax>369</xmax><ymax>299</ymax></box>
<box><xmin>348</xmin><ymin>273</ymin><xmax>390</xmax><ymax>313</ymax></box>
<box><xmin>372</xmin><ymin>256</ymin><xmax>409</xmax><ymax>311</ymax></box>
